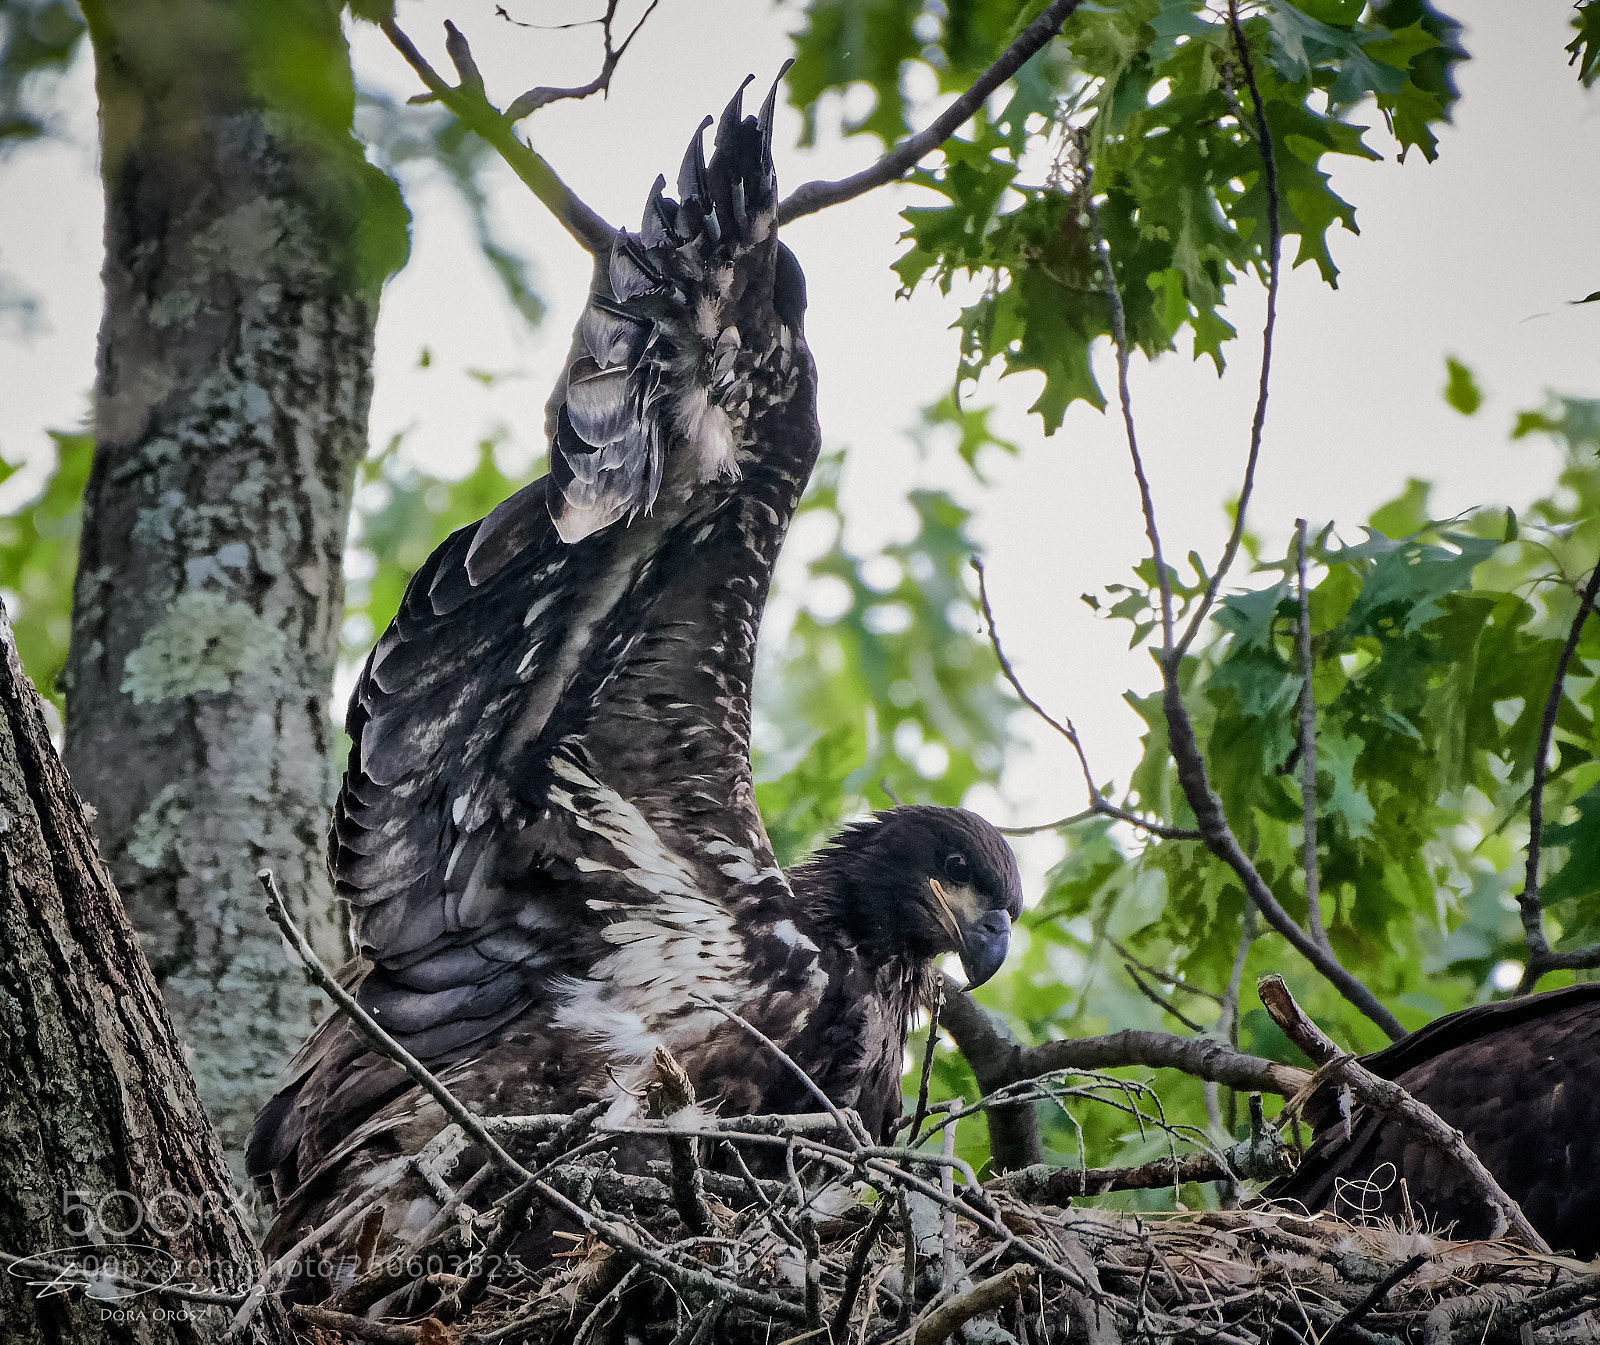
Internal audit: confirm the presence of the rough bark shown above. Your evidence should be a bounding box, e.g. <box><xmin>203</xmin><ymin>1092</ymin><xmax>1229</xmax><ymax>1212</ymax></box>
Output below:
<box><xmin>0</xmin><ymin>609</ymin><xmax>291</xmax><ymax>1344</ymax></box>
<box><xmin>64</xmin><ymin>0</ymin><xmax>408</xmax><ymax>1156</ymax></box>
<box><xmin>937</xmin><ymin>981</ymin><xmax>1044</xmax><ymax>1172</ymax></box>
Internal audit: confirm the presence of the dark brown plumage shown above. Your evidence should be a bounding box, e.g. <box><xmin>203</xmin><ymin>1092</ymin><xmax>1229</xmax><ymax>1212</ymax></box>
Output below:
<box><xmin>245</xmin><ymin>78</ymin><xmax>1022</xmax><ymax>1290</ymax></box>
<box><xmin>1270</xmin><ymin>983</ymin><xmax>1600</xmax><ymax>1255</ymax></box>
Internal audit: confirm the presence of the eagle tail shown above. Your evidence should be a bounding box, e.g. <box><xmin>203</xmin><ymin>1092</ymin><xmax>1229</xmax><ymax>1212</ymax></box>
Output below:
<box><xmin>548</xmin><ymin>67</ymin><xmax>792</xmax><ymax>544</ymax></box>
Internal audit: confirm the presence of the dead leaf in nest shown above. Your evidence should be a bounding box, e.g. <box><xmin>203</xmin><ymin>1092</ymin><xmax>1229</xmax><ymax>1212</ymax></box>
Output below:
<box><xmin>1000</xmin><ymin>1207</ymin><xmax>1044</xmax><ymax>1237</ymax></box>
<box><xmin>416</xmin><ymin>1319</ymin><xmax>453</xmax><ymax>1344</ymax></box>
<box><xmin>644</xmin><ymin>1046</ymin><xmax>696</xmax><ymax>1118</ymax></box>
<box><xmin>354</xmin><ymin>1207</ymin><xmax>385</xmax><ymax>1274</ymax></box>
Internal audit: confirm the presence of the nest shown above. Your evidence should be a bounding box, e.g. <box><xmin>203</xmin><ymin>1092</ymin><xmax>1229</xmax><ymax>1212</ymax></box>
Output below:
<box><xmin>280</xmin><ymin>1093</ymin><xmax>1600</xmax><ymax>1345</ymax></box>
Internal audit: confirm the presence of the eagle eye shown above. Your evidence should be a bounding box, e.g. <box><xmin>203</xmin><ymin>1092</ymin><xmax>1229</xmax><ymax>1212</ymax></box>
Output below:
<box><xmin>944</xmin><ymin>853</ymin><xmax>969</xmax><ymax>883</ymax></box>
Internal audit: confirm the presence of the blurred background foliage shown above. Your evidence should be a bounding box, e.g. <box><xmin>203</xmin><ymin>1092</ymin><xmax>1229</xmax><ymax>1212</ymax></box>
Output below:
<box><xmin>3</xmin><ymin>0</ymin><xmax>1599</xmax><ymax>1200</ymax></box>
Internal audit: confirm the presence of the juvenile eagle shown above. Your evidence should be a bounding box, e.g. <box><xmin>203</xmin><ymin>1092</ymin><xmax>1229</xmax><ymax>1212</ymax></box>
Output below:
<box><xmin>1271</xmin><ymin>982</ymin><xmax>1600</xmax><ymax>1255</ymax></box>
<box><xmin>247</xmin><ymin>78</ymin><xmax>1021</xmax><ymax>1264</ymax></box>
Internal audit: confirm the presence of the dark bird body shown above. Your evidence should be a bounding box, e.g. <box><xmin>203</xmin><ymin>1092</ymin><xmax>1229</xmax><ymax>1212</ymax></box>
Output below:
<box><xmin>1271</xmin><ymin>982</ymin><xmax>1600</xmax><ymax>1255</ymax></box>
<box><xmin>247</xmin><ymin>79</ymin><xmax>1021</xmax><ymax>1273</ymax></box>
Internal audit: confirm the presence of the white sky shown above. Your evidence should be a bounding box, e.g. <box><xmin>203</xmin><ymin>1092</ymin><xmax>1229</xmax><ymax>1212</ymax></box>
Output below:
<box><xmin>1</xmin><ymin>1</ymin><xmax>1596</xmax><ymax>878</ymax></box>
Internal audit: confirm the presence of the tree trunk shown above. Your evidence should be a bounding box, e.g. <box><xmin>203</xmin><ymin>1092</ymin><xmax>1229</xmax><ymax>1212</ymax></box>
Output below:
<box><xmin>0</xmin><ymin>611</ymin><xmax>291</xmax><ymax>1344</ymax></box>
<box><xmin>64</xmin><ymin>0</ymin><xmax>407</xmax><ymax>1157</ymax></box>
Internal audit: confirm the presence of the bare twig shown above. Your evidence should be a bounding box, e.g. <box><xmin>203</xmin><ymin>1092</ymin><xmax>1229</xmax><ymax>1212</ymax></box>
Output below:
<box><xmin>573</xmin><ymin>1265</ymin><xmax>642</xmax><ymax>1345</ymax></box>
<box><xmin>1258</xmin><ymin>977</ymin><xmax>1550</xmax><ymax>1252</ymax></box>
<box><xmin>1213</xmin><ymin>905</ymin><xmax>1257</xmax><ymax>1139</ymax></box>
<box><xmin>779</xmin><ymin>1</ymin><xmax>1084</xmax><ymax>223</ymax></box>
<box><xmin>259</xmin><ymin>870</ymin><xmax>532</xmax><ymax>1184</ymax></box>
<box><xmin>1293</xmin><ymin>520</ymin><xmax>1331</xmax><ymax>952</ymax></box>
<box><xmin>1322</xmin><ymin>1252</ymin><xmax>1428</xmax><ymax>1345</ymax></box>
<box><xmin>379</xmin><ymin>19</ymin><xmax>614</xmax><ymax>252</ymax></box>
<box><xmin>645</xmin><ymin>1047</ymin><xmax>714</xmax><ymax>1236</ymax></box>
<box><xmin>907</xmin><ymin>983</ymin><xmax>945</xmax><ymax>1145</ymax></box>
<box><xmin>536</xmin><ymin>1175</ymin><xmax>809</xmax><ymax>1322</ymax></box>
<box><xmin>801</xmin><ymin>1213</ymin><xmax>824</xmax><ymax>1331</ymax></box>
<box><xmin>831</xmin><ymin>1198</ymin><xmax>898</xmax><ymax>1342</ymax></box>
<box><xmin>691</xmin><ymin>993</ymin><xmax>870</xmax><ymax>1146</ymax></box>
<box><xmin>940</xmin><ymin>1105</ymin><xmax>958</xmax><ymax>1291</ymax></box>
<box><xmin>1123</xmin><ymin>961</ymin><xmax>1210</xmax><ymax>1033</ymax></box>
<box><xmin>915</xmin><ymin>1264</ymin><xmax>1037</xmax><ymax>1345</ymax></box>
<box><xmin>1088</xmin><ymin>201</ymin><xmax>1176</xmax><ymax>651</ymax></box>
<box><xmin>290</xmin><ymin>1304</ymin><xmax>422</xmax><ymax>1343</ymax></box>
<box><xmin>499</xmin><ymin>0</ymin><xmax>663</xmax><ymax>121</ymax></box>
<box><xmin>899</xmin><ymin>1188</ymin><xmax>917</xmax><ymax>1328</ymax></box>
<box><xmin>271</xmin><ymin>1126</ymin><xmax>468</xmax><ymax>1306</ymax></box>
<box><xmin>1174</xmin><ymin>2</ymin><xmax>1282</xmax><ymax>657</ymax></box>
<box><xmin>1108</xmin><ymin>937</ymin><xmax>1226</xmax><ymax>1005</ymax></box>
<box><xmin>998</xmin><ymin>806</ymin><xmax>1099</xmax><ymax>835</ymax></box>
<box><xmin>973</xmin><ymin>557</ymin><xmax>1201</xmax><ymax>842</ymax></box>
<box><xmin>996</xmin><ymin>1131</ymin><xmax>1291</xmax><ymax>1202</ymax></box>
<box><xmin>1517</xmin><ymin>558</ymin><xmax>1600</xmax><ymax>992</ymax></box>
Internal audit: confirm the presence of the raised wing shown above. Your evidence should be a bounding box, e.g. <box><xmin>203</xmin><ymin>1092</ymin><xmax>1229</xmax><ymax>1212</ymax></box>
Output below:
<box><xmin>248</xmin><ymin>75</ymin><xmax>822</xmax><ymax>1204</ymax></box>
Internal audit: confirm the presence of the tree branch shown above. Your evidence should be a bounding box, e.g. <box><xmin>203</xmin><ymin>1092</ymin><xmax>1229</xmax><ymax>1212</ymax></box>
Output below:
<box><xmin>1089</xmin><ymin>199</ymin><xmax>1176</xmax><ymax>650</ymax></box>
<box><xmin>692</xmin><ymin>993</ymin><xmax>870</xmax><ymax>1146</ymax></box>
<box><xmin>1321</xmin><ymin>1253</ymin><xmax>1428</xmax><ymax>1345</ymax></box>
<box><xmin>937</xmin><ymin>982</ymin><xmax>1043</xmax><ymax>1170</ymax></box>
<box><xmin>778</xmin><ymin>0</ymin><xmax>1084</xmax><ymax>223</ymax></box>
<box><xmin>1161</xmin><ymin>676</ymin><xmax>1407</xmax><ymax>1039</ymax></box>
<box><xmin>1083</xmin><ymin>0</ymin><xmax>1398</xmax><ymax>1041</ymax></box>
<box><xmin>1174</xmin><ymin>2</ymin><xmax>1282</xmax><ymax>657</ymax></box>
<box><xmin>1257</xmin><ymin>974</ymin><xmax>1341</xmax><ymax>1067</ymax></box>
<box><xmin>974</xmin><ymin>558</ymin><xmax>1200</xmax><ymax>842</ymax></box>
<box><xmin>498</xmin><ymin>0</ymin><xmax>663</xmax><ymax>121</ymax></box>
<box><xmin>380</xmin><ymin>18</ymin><xmax>615</xmax><ymax>253</ymax></box>
<box><xmin>997</xmin><ymin>1128</ymin><xmax>1291</xmax><ymax>1203</ymax></box>
<box><xmin>938</xmin><ymin>974</ymin><xmax>1311</xmax><ymax>1103</ymax></box>
<box><xmin>1293</xmin><ymin>520</ymin><xmax>1331</xmax><ymax>952</ymax></box>
<box><xmin>1517</xmin><ymin>557</ymin><xmax>1600</xmax><ymax>992</ymax></box>
<box><xmin>1021</xmin><ymin>1028</ymin><xmax>1310</xmax><ymax>1096</ymax></box>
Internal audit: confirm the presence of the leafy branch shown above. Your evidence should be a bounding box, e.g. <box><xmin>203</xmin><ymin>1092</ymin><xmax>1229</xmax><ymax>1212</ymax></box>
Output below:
<box><xmin>776</xmin><ymin>0</ymin><xmax>1084</xmax><ymax>224</ymax></box>
<box><xmin>1089</xmin><ymin>3</ymin><xmax>1403</xmax><ymax>1042</ymax></box>
<box><xmin>1170</xmin><ymin>0</ymin><xmax>1283</xmax><ymax>661</ymax></box>
<box><xmin>379</xmin><ymin>18</ymin><xmax>616</xmax><ymax>252</ymax></box>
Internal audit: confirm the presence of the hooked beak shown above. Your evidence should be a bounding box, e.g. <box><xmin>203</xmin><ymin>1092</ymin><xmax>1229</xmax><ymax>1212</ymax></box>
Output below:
<box><xmin>928</xmin><ymin>878</ymin><xmax>1013</xmax><ymax>989</ymax></box>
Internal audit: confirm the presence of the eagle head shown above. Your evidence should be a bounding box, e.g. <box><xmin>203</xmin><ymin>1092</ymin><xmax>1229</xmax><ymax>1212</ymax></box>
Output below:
<box><xmin>797</xmin><ymin>805</ymin><xmax>1023</xmax><ymax>988</ymax></box>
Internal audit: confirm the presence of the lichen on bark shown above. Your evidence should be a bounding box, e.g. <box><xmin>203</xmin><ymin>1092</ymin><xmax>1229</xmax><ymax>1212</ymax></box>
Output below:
<box><xmin>65</xmin><ymin>0</ymin><xmax>408</xmax><ymax>1161</ymax></box>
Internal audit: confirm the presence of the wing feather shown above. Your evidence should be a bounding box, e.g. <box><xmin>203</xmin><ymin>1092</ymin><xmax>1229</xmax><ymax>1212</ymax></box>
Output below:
<box><xmin>250</xmin><ymin>73</ymin><xmax>822</xmax><ymax>1237</ymax></box>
